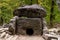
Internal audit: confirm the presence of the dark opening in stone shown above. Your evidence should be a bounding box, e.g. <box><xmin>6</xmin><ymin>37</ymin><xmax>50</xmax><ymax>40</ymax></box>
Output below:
<box><xmin>26</xmin><ymin>28</ymin><xmax>34</xmax><ymax>35</ymax></box>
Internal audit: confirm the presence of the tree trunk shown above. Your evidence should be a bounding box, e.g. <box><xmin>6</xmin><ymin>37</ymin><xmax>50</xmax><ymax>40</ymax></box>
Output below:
<box><xmin>0</xmin><ymin>16</ymin><xmax>3</xmax><ymax>26</ymax></box>
<box><xmin>50</xmin><ymin>0</ymin><xmax>55</xmax><ymax>28</ymax></box>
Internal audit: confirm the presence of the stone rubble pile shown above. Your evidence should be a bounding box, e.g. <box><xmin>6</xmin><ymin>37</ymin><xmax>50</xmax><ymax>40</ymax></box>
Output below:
<box><xmin>43</xmin><ymin>28</ymin><xmax>60</xmax><ymax>40</ymax></box>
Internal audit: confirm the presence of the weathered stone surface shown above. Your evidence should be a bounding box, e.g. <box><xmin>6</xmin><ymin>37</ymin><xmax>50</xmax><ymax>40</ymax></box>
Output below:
<box><xmin>1</xmin><ymin>16</ymin><xmax>47</xmax><ymax>36</ymax></box>
<box><xmin>13</xmin><ymin>4</ymin><xmax>46</xmax><ymax>17</ymax></box>
<box><xmin>7</xmin><ymin>16</ymin><xmax>48</xmax><ymax>36</ymax></box>
<box><xmin>15</xmin><ymin>18</ymin><xmax>43</xmax><ymax>35</ymax></box>
<box><xmin>0</xmin><ymin>17</ymin><xmax>47</xmax><ymax>40</ymax></box>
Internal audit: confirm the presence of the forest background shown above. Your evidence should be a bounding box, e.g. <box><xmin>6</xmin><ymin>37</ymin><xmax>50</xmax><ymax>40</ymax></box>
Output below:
<box><xmin>0</xmin><ymin>0</ymin><xmax>60</xmax><ymax>28</ymax></box>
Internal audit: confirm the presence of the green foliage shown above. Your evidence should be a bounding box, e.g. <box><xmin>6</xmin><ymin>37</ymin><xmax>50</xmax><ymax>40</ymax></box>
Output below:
<box><xmin>0</xmin><ymin>0</ymin><xmax>21</xmax><ymax>24</ymax></box>
<box><xmin>0</xmin><ymin>0</ymin><xmax>60</xmax><ymax>25</ymax></box>
<box><xmin>24</xmin><ymin>0</ymin><xmax>32</xmax><ymax>5</ymax></box>
<box><xmin>38</xmin><ymin>0</ymin><xmax>60</xmax><ymax>23</ymax></box>
<box><xmin>24</xmin><ymin>0</ymin><xmax>38</xmax><ymax>5</ymax></box>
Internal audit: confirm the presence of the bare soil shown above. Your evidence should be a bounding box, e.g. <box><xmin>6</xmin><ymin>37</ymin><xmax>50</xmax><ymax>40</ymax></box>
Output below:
<box><xmin>0</xmin><ymin>35</ymin><xmax>44</xmax><ymax>40</ymax></box>
<box><xmin>54</xmin><ymin>23</ymin><xmax>60</xmax><ymax>28</ymax></box>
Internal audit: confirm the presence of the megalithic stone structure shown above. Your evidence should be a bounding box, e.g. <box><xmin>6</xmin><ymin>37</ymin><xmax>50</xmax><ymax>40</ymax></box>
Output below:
<box><xmin>8</xmin><ymin>4</ymin><xmax>47</xmax><ymax>36</ymax></box>
<box><xmin>0</xmin><ymin>4</ymin><xmax>47</xmax><ymax>40</ymax></box>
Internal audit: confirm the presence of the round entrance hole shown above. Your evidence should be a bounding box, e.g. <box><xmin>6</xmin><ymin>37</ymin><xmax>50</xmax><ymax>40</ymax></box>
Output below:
<box><xmin>26</xmin><ymin>28</ymin><xmax>34</xmax><ymax>35</ymax></box>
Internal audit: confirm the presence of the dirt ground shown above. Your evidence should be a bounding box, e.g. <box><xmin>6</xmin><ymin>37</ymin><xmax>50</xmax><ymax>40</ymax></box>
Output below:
<box><xmin>54</xmin><ymin>23</ymin><xmax>60</xmax><ymax>28</ymax></box>
<box><xmin>0</xmin><ymin>35</ymin><xmax>45</xmax><ymax>40</ymax></box>
<box><xmin>47</xmin><ymin>23</ymin><xmax>60</xmax><ymax>28</ymax></box>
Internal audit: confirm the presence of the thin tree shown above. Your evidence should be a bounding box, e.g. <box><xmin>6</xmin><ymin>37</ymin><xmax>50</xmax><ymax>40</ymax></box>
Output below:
<box><xmin>50</xmin><ymin>0</ymin><xmax>55</xmax><ymax>28</ymax></box>
<box><xmin>0</xmin><ymin>16</ymin><xmax>3</xmax><ymax>26</ymax></box>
